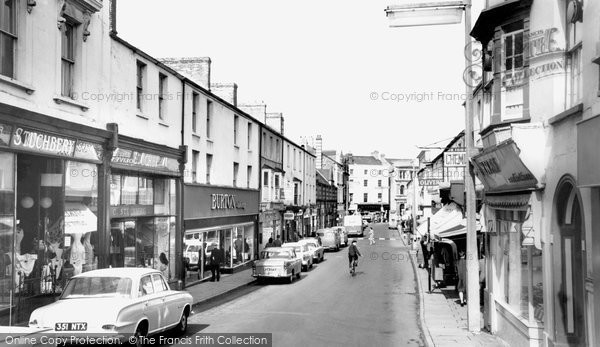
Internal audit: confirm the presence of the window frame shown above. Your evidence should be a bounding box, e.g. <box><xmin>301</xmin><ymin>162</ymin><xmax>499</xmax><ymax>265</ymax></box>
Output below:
<box><xmin>158</xmin><ymin>73</ymin><xmax>167</xmax><ymax>120</ymax></box>
<box><xmin>136</xmin><ymin>61</ymin><xmax>146</xmax><ymax>111</ymax></box>
<box><xmin>0</xmin><ymin>0</ymin><xmax>17</xmax><ymax>78</ymax></box>
<box><xmin>192</xmin><ymin>92</ymin><xmax>199</xmax><ymax>133</ymax></box>
<box><xmin>61</xmin><ymin>21</ymin><xmax>76</xmax><ymax>97</ymax></box>
<box><xmin>206</xmin><ymin>100</ymin><xmax>213</xmax><ymax>138</ymax></box>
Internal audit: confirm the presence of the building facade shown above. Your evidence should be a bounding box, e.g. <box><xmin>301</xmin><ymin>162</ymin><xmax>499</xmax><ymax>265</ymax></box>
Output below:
<box><xmin>316</xmin><ymin>169</ymin><xmax>338</xmax><ymax>229</ymax></box>
<box><xmin>322</xmin><ymin>149</ymin><xmax>349</xmax><ymax>224</ymax></box>
<box><xmin>471</xmin><ymin>0</ymin><xmax>593</xmax><ymax>345</ymax></box>
<box><xmin>0</xmin><ymin>0</ymin><xmax>188</xmax><ymax>325</ymax></box>
<box><xmin>347</xmin><ymin>152</ymin><xmax>391</xmax><ymax>218</ymax></box>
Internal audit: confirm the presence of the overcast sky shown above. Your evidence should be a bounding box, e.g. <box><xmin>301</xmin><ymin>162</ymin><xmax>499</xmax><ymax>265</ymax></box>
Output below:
<box><xmin>117</xmin><ymin>0</ymin><xmax>483</xmax><ymax>159</ymax></box>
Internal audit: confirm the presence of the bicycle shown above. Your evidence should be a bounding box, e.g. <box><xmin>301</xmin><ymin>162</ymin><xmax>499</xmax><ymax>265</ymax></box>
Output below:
<box><xmin>350</xmin><ymin>257</ymin><xmax>358</xmax><ymax>275</ymax></box>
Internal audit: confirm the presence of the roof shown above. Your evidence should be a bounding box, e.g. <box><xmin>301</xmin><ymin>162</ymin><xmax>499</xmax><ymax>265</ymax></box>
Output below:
<box><xmin>386</xmin><ymin>158</ymin><xmax>414</xmax><ymax>167</ymax></box>
<box><xmin>316</xmin><ymin>171</ymin><xmax>330</xmax><ymax>185</ymax></box>
<box><xmin>322</xmin><ymin>150</ymin><xmax>337</xmax><ymax>156</ymax></box>
<box><xmin>350</xmin><ymin>156</ymin><xmax>382</xmax><ymax>166</ymax></box>
<box><xmin>74</xmin><ymin>267</ymin><xmax>160</xmax><ymax>279</ymax></box>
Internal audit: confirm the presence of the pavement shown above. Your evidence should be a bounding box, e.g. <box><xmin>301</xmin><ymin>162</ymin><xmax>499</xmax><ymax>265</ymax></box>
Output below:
<box><xmin>400</xmin><ymin>231</ymin><xmax>509</xmax><ymax>347</ymax></box>
<box><xmin>184</xmin><ymin>268</ymin><xmax>257</xmax><ymax>311</ymax></box>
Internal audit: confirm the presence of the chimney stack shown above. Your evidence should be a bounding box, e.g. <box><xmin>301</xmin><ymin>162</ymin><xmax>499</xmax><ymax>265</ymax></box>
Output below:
<box><xmin>239</xmin><ymin>103</ymin><xmax>267</xmax><ymax>120</ymax></box>
<box><xmin>110</xmin><ymin>0</ymin><xmax>117</xmax><ymax>35</ymax></box>
<box><xmin>160</xmin><ymin>57</ymin><xmax>211</xmax><ymax>90</ymax></box>
<box><xmin>210</xmin><ymin>83</ymin><xmax>237</xmax><ymax>107</ymax></box>
<box><xmin>265</xmin><ymin>113</ymin><xmax>284</xmax><ymax>135</ymax></box>
<box><xmin>316</xmin><ymin>135</ymin><xmax>323</xmax><ymax>169</ymax></box>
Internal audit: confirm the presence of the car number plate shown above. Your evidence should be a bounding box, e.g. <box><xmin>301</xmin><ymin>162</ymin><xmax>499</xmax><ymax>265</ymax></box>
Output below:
<box><xmin>55</xmin><ymin>322</ymin><xmax>87</xmax><ymax>331</ymax></box>
<box><xmin>263</xmin><ymin>267</ymin><xmax>277</xmax><ymax>274</ymax></box>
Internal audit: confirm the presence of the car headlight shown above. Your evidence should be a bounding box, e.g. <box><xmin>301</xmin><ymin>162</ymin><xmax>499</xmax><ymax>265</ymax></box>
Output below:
<box><xmin>102</xmin><ymin>324</ymin><xmax>117</xmax><ymax>330</ymax></box>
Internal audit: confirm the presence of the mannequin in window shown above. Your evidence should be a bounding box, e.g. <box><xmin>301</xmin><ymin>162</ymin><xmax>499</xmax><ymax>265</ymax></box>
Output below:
<box><xmin>83</xmin><ymin>232</ymin><xmax>94</xmax><ymax>272</ymax></box>
<box><xmin>14</xmin><ymin>224</ymin><xmax>24</xmax><ymax>255</ymax></box>
<box><xmin>69</xmin><ymin>233</ymin><xmax>86</xmax><ymax>275</ymax></box>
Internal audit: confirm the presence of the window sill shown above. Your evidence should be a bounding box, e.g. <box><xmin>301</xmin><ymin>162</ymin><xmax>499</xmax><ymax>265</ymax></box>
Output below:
<box><xmin>0</xmin><ymin>75</ymin><xmax>35</xmax><ymax>94</ymax></box>
<box><xmin>234</xmin><ymin>145</ymin><xmax>240</xmax><ymax>149</ymax></box>
<box><xmin>192</xmin><ymin>133</ymin><xmax>201</xmax><ymax>140</ymax></box>
<box><xmin>136</xmin><ymin>113</ymin><xmax>149</xmax><ymax>120</ymax></box>
<box><xmin>206</xmin><ymin>138</ymin><xmax>214</xmax><ymax>144</ymax></box>
<box><xmin>53</xmin><ymin>95</ymin><xmax>89</xmax><ymax>111</ymax></box>
<box><xmin>158</xmin><ymin>121</ymin><xmax>169</xmax><ymax>128</ymax></box>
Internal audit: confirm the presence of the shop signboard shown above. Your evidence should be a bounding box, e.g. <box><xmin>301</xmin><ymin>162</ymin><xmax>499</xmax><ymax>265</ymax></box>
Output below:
<box><xmin>111</xmin><ymin>148</ymin><xmax>180</xmax><ymax>175</ymax></box>
<box><xmin>110</xmin><ymin>205</ymin><xmax>154</xmax><ymax>218</ymax></box>
<box><xmin>184</xmin><ymin>185</ymin><xmax>259</xmax><ymax>219</ymax></box>
<box><xmin>472</xmin><ymin>140</ymin><xmax>538</xmax><ymax>192</ymax></box>
<box><xmin>444</xmin><ymin>150</ymin><xmax>466</xmax><ymax>167</ymax></box>
<box><xmin>419</xmin><ymin>178</ymin><xmax>443</xmax><ymax>186</ymax></box>
<box><xmin>284</xmin><ymin>212</ymin><xmax>295</xmax><ymax>220</ymax></box>
<box><xmin>0</xmin><ymin>123</ymin><xmax>104</xmax><ymax>161</ymax></box>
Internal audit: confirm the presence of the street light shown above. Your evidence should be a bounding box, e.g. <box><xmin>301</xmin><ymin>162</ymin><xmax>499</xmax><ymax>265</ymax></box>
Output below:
<box><xmin>385</xmin><ymin>0</ymin><xmax>479</xmax><ymax>332</ymax></box>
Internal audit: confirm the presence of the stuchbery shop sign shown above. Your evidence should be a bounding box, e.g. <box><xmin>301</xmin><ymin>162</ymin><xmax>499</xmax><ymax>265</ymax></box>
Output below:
<box><xmin>12</xmin><ymin>127</ymin><xmax>76</xmax><ymax>156</ymax></box>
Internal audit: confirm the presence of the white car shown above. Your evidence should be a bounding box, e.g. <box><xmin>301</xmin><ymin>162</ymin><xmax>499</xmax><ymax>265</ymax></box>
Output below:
<box><xmin>28</xmin><ymin>268</ymin><xmax>193</xmax><ymax>345</ymax></box>
<box><xmin>282</xmin><ymin>242</ymin><xmax>313</xmax><ymax>271</ymax></box>
<box><xmin>299</xmin><ymin>238</ymin><xmax>325</xmax><ymax>263</ymax></box>
<box><xmin>252</xmin><ymin>247</ymin><xmax>302</xmax><ymax>283</ymax></box>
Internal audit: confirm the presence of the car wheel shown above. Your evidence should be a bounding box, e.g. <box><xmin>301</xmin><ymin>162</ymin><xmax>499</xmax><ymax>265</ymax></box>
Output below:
<box><xmin>131</xmin><ymin>323</ymin><xmax>147</xmax><ymax>347</ymax></box>
<box><xmin>174</xmin><ymin>309</ymin><xmax>189</xmax><ymax>335</ymax></box>
<box><xmin>309</xmin><ymin>260</ymin><xmax>313</xmax><ymax>269</ymax></box>
<box><xmin>289</xmin><ymin>271</ymin><xmax>294</xmax><ymax>283</ymax></box>
<box><xmin>296</xmin><ymin>271</ymin><xmax>301</xmax><ymax>279</ymax></box>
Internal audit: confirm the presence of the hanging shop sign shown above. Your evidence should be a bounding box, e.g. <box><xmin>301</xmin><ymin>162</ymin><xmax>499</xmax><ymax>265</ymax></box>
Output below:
<box><xmin>283</xmin><ymin>212</ymin><xmax>295</xmax><ymax>220</ymax></box>
<box><xmin>111</xmin><ymin>147</ymin><xmax>179</xmax><ymax>174</ymax></box>
<box><xmin>110</xmin><ymin>205</ymin><xmax>154</xmax><ymax>218</ymax></box>
<box><xmin>472</xmin><ymin>139</ymin><xmax>538</xmax><ymax>192</ymax></box>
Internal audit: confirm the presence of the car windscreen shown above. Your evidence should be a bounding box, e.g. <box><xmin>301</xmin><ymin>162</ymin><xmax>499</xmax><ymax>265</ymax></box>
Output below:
<box><xmin>186</xmin><ymin>245</ymin><xmax>200</xmax><ymax>253</ymax></box>
<box><xmin>61</xmin><ymin>276</ymin><xmax>133</xmax><ymax>299</ymax></box>
<box><xmin>261</xmin><ymin>251</ymin><xmax>291</xmax><ymax>259</ymax></box>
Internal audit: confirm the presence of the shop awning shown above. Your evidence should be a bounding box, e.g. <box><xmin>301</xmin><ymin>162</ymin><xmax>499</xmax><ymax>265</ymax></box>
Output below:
<box><xmin>437</xmin><ymin>220</ymin><xmax>482</xmax><ymax>239</ymax></box>
<box><xmin>416</xmin><ymin>202</ymin><xmax>463</xmax><ymax>237</ymax></box>
<box><xmin>471</xmin><ymin>0</ymin><xmax>532</xmax><ymax>42</ymax></box>
<box><xmin>484</xmin><ymin>193</ymin><xmax>531</xmax><ymax>211</ymax></box>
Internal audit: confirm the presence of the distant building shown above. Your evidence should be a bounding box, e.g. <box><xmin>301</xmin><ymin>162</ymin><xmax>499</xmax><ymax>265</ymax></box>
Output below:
<box><xmin>346</xmin><ymin>152</ymin><xmax>392</xmax><ymax>217</ymax></box>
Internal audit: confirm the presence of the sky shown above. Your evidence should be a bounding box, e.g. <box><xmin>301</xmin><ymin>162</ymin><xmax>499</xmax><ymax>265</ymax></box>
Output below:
<box><xmin>117</xmin><ymin>0</ymin><xmax>483</xmax><ymax>159</ymax></box>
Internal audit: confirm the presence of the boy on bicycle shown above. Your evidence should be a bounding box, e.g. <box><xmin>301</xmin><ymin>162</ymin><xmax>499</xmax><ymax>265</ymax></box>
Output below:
<box><xmin>348</xmin><ymin>240</ymin><xmax>362</xmax><ymax>272</ymax></box>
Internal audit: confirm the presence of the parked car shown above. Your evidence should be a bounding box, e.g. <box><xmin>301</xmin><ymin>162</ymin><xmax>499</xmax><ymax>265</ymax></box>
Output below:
<box><xmin>28</xmin><ymin>268</ymin><xmax>193</xmax><ymax>344</ymax></box>
<box><xmin>252</xmin><ymin>247</ymin><xmax>302</xmax><ymax>283</ymax></box>
<box><xmin>316</xmin><ymin>228</ymin><xmax>341</xmax><ymax>251</ymax></box>
<box><xmin>281</xmin><ymin>242</ymin><xmax>313</xmax><ymax>271</ymax></box>
<box><xmin>331</xmin><ymin>226</ymin><xmax>348</xmax><ymax>246</ymax></box>
<box><xmin>299</xmin><ymin>238</ymin><xmax>325</xmax><ymax>263</ymax></box>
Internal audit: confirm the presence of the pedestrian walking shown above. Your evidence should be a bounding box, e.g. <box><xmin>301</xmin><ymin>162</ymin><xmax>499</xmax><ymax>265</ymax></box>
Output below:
<box><xmin>273</xmin><ymin>235</ymin><xmax>282</xmax><ymax>247</ymax></box>
<box><xmin>456</xmin><ymin>250</ymin><xmax>467</xmax><ymax>306</ymax></box>
<box><xmin>368</xmin><ymin>227</ymin><xmax>375</xmax><ymax>245</ymax></box>
<box><xmin>265</xmin><ymin>237</ymin><xmax>275</xmax><ymax>248</ymax></box>
<box><xmin>210</xmin><ymin>246</ymin><xmax>224</xmax><ymax>282</ymax></box>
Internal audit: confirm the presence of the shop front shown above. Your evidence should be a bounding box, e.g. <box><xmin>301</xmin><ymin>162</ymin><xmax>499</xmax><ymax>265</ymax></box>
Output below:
<box><xmin>473</xmin><ymin>139</ymin><xmax>545</xmax><ymax>347</ymax></box>
<box><xmin>108</xmin><ymin>140</ymin><xmax>184</xmax><ymax>287</ymax></box>
<box><xmin>259</xmin><ymin>209</ymin><xmax>283</xmax><ymax>252</ymax></box>
<box><xmin>183</xmin><ymin>185</ymin><xmax>259</xmax><ymax>284</ymax></box>
<box><xmin>0</xmin><ymin>109</ymin><xmax>111</xmax><ymax>326</ymax></box>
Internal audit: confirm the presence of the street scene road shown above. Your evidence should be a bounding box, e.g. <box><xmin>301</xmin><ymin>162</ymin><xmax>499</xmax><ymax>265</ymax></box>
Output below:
<box><xmin>179</xmin><ymin>224</ymin><xmax>422</xmax><ymax>347</ymax></box>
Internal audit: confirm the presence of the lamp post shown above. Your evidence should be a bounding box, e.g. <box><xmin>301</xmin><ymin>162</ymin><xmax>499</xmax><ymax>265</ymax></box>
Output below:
<box><xmin>385</xmin><ymin>0</ymin><xmax>479</xmax><ymax>332</ymax></box>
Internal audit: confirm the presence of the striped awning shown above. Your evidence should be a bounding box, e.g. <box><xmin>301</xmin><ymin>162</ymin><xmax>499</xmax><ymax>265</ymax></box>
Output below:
<box><xmin>484</xmin><ymin>193</ymin><xmax>531</xmax><ymax>211</ymax></box>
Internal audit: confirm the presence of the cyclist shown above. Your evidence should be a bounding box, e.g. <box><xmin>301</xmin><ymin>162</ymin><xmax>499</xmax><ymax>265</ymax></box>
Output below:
<box><xmin>348</xmin><ymin>239</ymin><xmax>362</xmax><ymax>273</ymax></box>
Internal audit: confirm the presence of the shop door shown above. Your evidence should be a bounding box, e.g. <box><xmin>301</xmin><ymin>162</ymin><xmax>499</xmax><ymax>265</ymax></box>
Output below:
<box><xmin>110</xmin><ymin>220</ymin><xmax>137</xmax><ymax>268</ymax></box>
<box><xmin>554</xmin><ymin>184</ymin><xmax>585</xmax><ymax>346</ymax></box>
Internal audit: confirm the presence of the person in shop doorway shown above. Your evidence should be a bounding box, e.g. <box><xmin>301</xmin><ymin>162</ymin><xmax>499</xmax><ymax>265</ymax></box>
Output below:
<box><xmin>234</xmin><ymin>235</ymin><xmax>243</xmax><ymax>264</ymax></box>
<box><xmin>456</xmin><ymin>250</ymin><xmax>467</xmax><ymax>306</ymax></box>
<box><xmin>273</xmin><ymin>235</ymin><xmax>282</xmax><ymax>247</ymax></box>
<box><xmin>210</xmin><ymin>246</ymin><xmax>224</xmax><ymax>282</ymax></box>
<box><xmin>159</xmin><ymin>252</ymin><xmax>169</xmax><ymax>279</ymax></box>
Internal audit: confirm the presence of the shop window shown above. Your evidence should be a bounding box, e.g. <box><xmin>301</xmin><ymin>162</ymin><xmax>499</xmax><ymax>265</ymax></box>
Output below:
<box><xmin>138</xmin><ymin>177</ymin><xmax>153</xmax><ymax>205</ymax></box>
<box><xmin>121</xmin><ymin>176</ymin><xmax>138</xmax><ymax>205</ymax></box>
<box><xmin>0</xmin><ymin>153</ymin><xmax>15</xmax><ymax>313</ymax></box>
<box><xmin>0</xmin><ymin>0</ymin><xmax>16</xmax><ymax>78</ymax></box>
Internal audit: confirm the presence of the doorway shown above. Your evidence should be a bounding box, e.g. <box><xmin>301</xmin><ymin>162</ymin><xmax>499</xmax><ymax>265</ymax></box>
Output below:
<box><xmin>553</xmin><ymin>179</ymin><xmax>586</xmax><ymax>346</ymax></box>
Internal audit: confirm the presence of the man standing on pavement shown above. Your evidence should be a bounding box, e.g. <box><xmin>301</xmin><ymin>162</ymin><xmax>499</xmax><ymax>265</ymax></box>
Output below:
<box><xmin>210</xmin><ymin>246</ymin><xmax>224</xmax><ymax>282</ymax></box>
<box><xmin>273</xmin><ymin>235</ymin><xmax>282</xmax><ymax>247</ymax></box>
